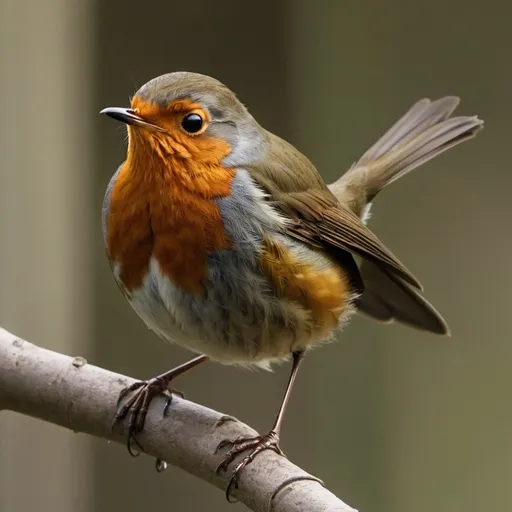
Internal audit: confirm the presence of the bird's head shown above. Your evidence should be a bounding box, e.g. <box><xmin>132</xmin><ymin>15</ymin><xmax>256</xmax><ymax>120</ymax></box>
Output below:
<box><xmin>101</xmin><ymin>71</ymin><xmax>266</xmax><ymax>168</ymax></box>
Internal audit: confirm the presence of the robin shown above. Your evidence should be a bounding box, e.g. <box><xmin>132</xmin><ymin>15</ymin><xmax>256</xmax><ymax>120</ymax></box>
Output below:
<box><xmin>100</xmin><ymin>71</ymin><xmax>482</xmax><ymax>495</ymax></box>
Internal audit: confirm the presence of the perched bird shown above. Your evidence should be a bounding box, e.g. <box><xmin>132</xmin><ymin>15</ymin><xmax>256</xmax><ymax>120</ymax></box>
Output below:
<box><xmin>101</xmin><ymin>72</ymin><xmax>482</xmax><ymax>494</ymax></box>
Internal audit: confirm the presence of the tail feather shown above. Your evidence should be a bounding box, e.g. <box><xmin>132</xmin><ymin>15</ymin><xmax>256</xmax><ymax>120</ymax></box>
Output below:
<box><xmin>355</xmin><ymin>96</ymin><xmax>460</xmax><ymax>165</ymax></box>
<box><xmin>328</xmin><ymin>97</ymin><xmax>483</xmax><ymax>336</ymax></box>
<box><xmin>329</xmin><ymin>97</ymin><xmax>483</xmax><ymax>215</ymax></box>
<box><xmin>355</xmin><ymin>262</ymin><xmax>450</xmax><ymax>336</ymax></box>
<box><xmin>365</xmin><ymin>116</ymin><xmax>482</xmax><ymax>195</ymax></box>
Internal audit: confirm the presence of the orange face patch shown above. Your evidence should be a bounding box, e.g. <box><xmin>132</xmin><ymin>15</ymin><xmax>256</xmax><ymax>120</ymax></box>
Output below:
<box><xmin>106</xmin><ymin>97</ymin><xmax>235</xmax><ymax>295</ymax></box>
<box><xmin>259</xmin><ymin>237</ymin><xmax>350</xmax><ymax>335</ymax></box>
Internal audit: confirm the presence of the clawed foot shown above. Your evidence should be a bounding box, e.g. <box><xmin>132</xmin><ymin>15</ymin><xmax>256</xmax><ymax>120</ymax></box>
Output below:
<box><xmin>216</xmin><ymin>430</ymin><xmax>284</xmax><ymax>501</ymax></box>
<box><xmin>112</xmin><ymin>378</ymin><xmax>183</xmax><ymax>456</ymax></box>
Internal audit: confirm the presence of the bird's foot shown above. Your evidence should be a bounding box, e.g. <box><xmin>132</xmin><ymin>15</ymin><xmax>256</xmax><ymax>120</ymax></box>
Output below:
<box><xmin>216</xmin><ymin>430</ymin><xmax>284</xmax><ymax>502</ymax></box>
<box><xmin>112</xmin><ymin>377</ymin><xmax>183</xmax><ymax>458</ymax></box>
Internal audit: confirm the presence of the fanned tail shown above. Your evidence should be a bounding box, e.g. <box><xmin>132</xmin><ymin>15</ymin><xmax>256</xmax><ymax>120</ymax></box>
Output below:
<box><xmin>328</xmin><ymin>97</ymin><xmax>483</xmax><ymax>336</ymax></box>
<box><xmin>329</xmin><ymin>97</ymin><xmax>483</xmax><ymax>216</ymax></box>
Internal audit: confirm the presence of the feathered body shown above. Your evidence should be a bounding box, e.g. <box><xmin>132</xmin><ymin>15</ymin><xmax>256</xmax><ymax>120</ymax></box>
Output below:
<box><xmin>102</xmin><ymin>72</ymin><xmax>482</xmax><ymax>368</ymax></box>
<box><xmin>103</xmin><ymin>126</ymin><xmax>354</xmax><ymax>367</ymax></box>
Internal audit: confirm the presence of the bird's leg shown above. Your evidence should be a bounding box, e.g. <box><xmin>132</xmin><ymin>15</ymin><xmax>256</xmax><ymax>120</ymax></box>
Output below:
<box><xmin>113</xmin><ymin>354</ymin><xmax>209</xmax><ymax>457</ymax></box>
<box><xmin>216</xmin><ymin>350</ymin><xmax>305</xmax><ymax>501</ymax></box>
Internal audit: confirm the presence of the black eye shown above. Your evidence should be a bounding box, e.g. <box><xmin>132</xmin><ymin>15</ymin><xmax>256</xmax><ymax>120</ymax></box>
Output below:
<box><xmin>181</xmin><ymin>113</ymin><xmax>203</xmax><ymax>133</ymax></box>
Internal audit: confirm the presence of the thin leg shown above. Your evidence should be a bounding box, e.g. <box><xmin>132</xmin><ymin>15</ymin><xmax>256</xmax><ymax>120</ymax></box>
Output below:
<box><xmin>271</xmin><ymin>350</ymin><xmax>304</xmax><ymax>434</ymax></box>
<box><xmin>216</xmin><ymin>350</ymin><xmax>305</xmax><ymax>501</ymax></box>
<box><xmin>114</xmin><ymin>354</ymin><xmax>209</xmax><ymax>456</ymax></box>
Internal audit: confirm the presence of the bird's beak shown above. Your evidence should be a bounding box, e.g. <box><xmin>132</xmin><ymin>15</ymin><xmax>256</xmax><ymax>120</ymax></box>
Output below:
<box><xmin>99</xmin><ymin>107</ymin><xmax>165</xmax><ymax>132</ymax></box>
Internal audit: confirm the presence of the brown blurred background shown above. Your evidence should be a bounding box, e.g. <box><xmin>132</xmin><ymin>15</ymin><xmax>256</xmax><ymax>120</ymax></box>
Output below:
<box><xmin>0</xmin><ymin>0</ymin><xmax>510</xmax><ymax>511</ymax></box>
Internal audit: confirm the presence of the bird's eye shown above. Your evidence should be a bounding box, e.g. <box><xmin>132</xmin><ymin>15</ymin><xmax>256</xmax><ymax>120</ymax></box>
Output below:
<box><xmin>181</xmin><ymin>113</ymin><xmax>204</xmax><ymax>134</ymax></box>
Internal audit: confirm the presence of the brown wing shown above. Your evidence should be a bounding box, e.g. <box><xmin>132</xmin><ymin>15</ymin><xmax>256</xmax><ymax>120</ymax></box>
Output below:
<box><xmin>248</xmin><ymin>133</ymin><xmax>422</xmax><ymax>291</ymax></box>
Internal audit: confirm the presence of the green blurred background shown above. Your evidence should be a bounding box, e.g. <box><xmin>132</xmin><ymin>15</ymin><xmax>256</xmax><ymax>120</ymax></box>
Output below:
<box><xmin>0</xmin><ymin>0</ymin><xmax>510</xmax><ymax>511</ymax></box>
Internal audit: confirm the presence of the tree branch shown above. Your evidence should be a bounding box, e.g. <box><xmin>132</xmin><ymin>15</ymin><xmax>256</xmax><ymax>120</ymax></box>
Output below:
<box><xmin>0</xmin><ymin>327</ymin><xmax>357</xmax><ymax>511</ymax></box>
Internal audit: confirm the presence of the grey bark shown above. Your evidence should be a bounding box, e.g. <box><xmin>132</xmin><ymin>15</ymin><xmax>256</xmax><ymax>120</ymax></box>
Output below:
<box><xmin>0</xmin><ymin>327</ymin><xmax>357</xmax><ymax>512</ymax></box>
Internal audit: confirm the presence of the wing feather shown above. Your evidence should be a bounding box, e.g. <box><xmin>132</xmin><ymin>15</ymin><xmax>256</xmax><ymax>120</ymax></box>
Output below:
<box><xmin>248</xmin><ymin>133</ymin><xmax>421</xmax><ymax>291</ymax></box>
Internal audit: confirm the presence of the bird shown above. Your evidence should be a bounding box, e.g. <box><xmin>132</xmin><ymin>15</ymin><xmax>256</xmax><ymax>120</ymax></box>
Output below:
<box><xmin>100</xmin><ymin>71</ymin><xmax>482</xmax><ymax>496</ymax></box>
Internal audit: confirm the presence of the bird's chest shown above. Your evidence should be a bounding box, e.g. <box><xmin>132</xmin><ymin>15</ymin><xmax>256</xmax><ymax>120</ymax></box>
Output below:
<box><xmin>105</xmin><ymin>168</ymin><xmax>353</xmax><ymax>364</ymax></box>
<box><xmin>105</xmin><ymin>161</ymin><xmax>234</xmax><ymax>296</ymax></box>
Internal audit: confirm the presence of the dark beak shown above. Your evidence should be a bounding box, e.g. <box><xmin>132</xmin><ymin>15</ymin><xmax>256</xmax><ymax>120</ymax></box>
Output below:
<box><xmin>99</xmin><ymin>107</ymin><xmax>165</xmax><ymax>131</ymax></box>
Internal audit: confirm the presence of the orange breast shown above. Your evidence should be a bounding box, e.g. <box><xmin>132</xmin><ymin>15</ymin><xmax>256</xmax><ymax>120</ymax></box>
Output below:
<box><xmin>259</xmin><ymin>236</ymin><xmax>351</xmax><ymax>336</ymax></box>
<box><xmin>106</xmin><ymin>126</ymin><xmax>235</xmax><ymax>296</ymax></box>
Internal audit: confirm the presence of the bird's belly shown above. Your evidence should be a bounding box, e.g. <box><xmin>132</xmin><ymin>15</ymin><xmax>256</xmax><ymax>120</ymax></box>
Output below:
<box><xmin>127</xmin><ymin>235</ymin><xmax>356</xmax><ymax>367</ymax></box>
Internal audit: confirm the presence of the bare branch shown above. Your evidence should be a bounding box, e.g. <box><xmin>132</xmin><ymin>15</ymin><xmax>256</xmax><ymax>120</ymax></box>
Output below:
<box><xmin>0</xmin><ymin>327</ymin><xmax>357</xmax><ymax>511</ymax></box>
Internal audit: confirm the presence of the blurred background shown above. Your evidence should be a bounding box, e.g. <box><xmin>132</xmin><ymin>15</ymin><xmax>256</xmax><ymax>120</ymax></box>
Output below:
<box><xmin>0</xmin><ymin>0</ymin><xmax>510</xmax><ymax>511</ymax></box>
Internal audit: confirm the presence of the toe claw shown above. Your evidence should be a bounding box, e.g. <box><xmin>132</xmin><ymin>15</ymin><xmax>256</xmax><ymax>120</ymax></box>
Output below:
<box><xmin>127</xmin><ymin>434</ymin><xmax>142</xmax><ymax>457</ymax></box>
<box><xmin>113</xmin><ymin>378</ymin><xmax>173</xmax><ymax>459</ymax></box>
<box><xmin>116</xmin><ymin>388</ymin><xmax>130</xmax><ymax>407</ymax></box>
<box><xmin>225</xmin><ymin>472</ymin><xmax>240</xmax><ymax>503</ymax></box>
<box><xmin>215</xmin><ymin>439</ymin><xmax>234</xmax><ymax>453</ymax></box>
<box><xmin>216</xmin><ymin>431</ymin><xmax>284</xmax><ymax>502</ymax></box>
<box><xmin>109</xmin><ymin>356</ymin><xmax>207</xmax><ymax>470</ymax></box>
<box><xmin>215</xmin><ymin>460</ymin><xmax>228</xmax><ymax>475</ymax></box>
